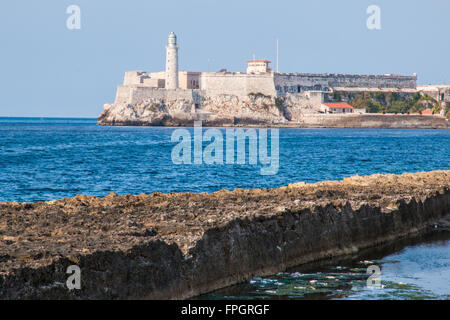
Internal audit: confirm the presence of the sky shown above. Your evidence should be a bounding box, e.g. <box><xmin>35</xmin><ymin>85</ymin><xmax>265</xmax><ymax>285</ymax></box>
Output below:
<box><xmin>0</xmin><ymin>0</ymin><xmax>449</xmax><ymax>117</ymax></box>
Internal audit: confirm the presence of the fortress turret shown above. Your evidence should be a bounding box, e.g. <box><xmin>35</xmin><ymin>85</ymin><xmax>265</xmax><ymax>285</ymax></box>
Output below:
<box><xmin>247</xmin><ymin>60</ymin><xmax>272</xmax><ymax>74</ymax></box>
<box><xmin>165</xmin><ymin>32</ymin><xmax>179</xmax><ymax>89</ymax></box>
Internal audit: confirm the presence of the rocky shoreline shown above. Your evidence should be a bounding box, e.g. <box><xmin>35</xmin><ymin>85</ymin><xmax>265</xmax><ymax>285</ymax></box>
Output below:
<box><xmin>97</xmin><ymin>94</ymin><xmax>448</xmax><ymax>128</ymax></box>
<box><xmin>0</xmin><ymin>170</ymin><xmax>449</xmax><ymax>299</ymax></box>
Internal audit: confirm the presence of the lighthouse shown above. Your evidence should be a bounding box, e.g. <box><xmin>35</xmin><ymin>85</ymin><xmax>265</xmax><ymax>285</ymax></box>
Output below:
<box><xmin>165</xmin><ymin>32</ymin><xmax>178</xmax><ymax>89</ymax></box>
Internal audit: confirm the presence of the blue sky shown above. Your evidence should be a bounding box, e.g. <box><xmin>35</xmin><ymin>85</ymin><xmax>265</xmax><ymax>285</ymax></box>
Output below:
<box><xmin>0</xmin><ymin>0</ymin><xmax>449</xmax><ymax>117</ymax></box>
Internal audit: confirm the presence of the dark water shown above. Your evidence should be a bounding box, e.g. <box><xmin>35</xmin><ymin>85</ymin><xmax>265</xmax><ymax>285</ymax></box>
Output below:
<box><xmin>199</xmin><ymin>232</ymin><xmax>450</xmax><ymax>300</ymax></box>
<box><xmin>0</xmin><ymin>117</ymin><xmax>449</xmax><ymax>299</ymax></box>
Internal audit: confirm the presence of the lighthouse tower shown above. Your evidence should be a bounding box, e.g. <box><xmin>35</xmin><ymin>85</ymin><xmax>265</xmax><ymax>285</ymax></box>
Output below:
<box><xmin>165</xmin><ymin>32</ymin><xmax>178</xmax><ymax>90</ymax></box>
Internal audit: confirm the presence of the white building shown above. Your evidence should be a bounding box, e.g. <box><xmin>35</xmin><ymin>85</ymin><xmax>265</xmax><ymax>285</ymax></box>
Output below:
<box><xmin>321</xmin><ymin>103</ymin><xmax>354</xmax><ymax>114</ymax></box>
<box><xmin>246</xmin><ymin>60</ymin><xmax>272</xmax><ymax>74</ymax></box>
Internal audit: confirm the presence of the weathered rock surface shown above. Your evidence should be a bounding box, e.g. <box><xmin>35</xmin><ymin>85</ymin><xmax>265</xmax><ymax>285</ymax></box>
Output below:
<box><xmin>98</xmin><ymin>94</ymin><xmax>289</xmax><ymax>127</ymax></box>
<box><xmin>0</xmin><ymin>170</ymin><xmax>449</xmax><ymax>299</ymax></box>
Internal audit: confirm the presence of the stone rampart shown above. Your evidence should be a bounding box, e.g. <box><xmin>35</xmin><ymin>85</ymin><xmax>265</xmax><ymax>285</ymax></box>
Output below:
<box><xmin>114</xmin><ymin>71</ymin><xmax>417</xmax><ymax>105</ymax></box>
<box><xmin>275</xmin><ymin>73</ymin><xmax>417</xmax><ymax>95</ymax></box>
<box><xmin>200</xmin><ymin>72</ymin><xmax>276</xmax><ymax>97</ymax></box>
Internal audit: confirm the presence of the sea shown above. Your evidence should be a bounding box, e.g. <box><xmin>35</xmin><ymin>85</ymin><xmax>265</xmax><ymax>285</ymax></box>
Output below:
<box><xmin>0</xmin><ymin>117</ymin><xmax>449</xmax><ymax>299</ymax></box>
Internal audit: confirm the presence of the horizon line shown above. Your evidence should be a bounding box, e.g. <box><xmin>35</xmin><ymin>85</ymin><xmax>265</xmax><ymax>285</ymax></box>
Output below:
<box><xmin>0</xmin><ymin>116</ymin><xmax>98</xmax><ymax>119</ymax></box>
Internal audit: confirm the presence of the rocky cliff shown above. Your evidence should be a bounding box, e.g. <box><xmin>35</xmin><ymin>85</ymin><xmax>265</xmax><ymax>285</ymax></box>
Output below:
<box><xmin>98</xmin><ymin>94</ymin><xmax>289</xmax><ymax>126</ymax></box>
<box><xmin>0</xmin><ymin>170</ymin><xmax>449</xmax><ymax>299</ymax></box>
<box><xmin>98</xmin><ymin>94</ymin><xmax>448</xmax><ymax>128</ymax></box>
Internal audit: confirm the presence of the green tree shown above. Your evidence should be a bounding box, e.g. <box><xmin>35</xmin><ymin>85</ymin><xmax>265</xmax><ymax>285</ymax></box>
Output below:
<box><xmin>432</xmin><ymin>104</ymin><xmax>441</xmax><ymax>115</ymax></box>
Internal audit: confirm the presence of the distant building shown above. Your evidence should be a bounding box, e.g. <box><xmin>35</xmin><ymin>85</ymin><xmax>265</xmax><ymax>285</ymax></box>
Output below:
<box><xmin>321</xmin><ymin>103</ymin><xmax>354</xmax><ymax>114</ymax></box>
<box><xmin>246</xmin><ymin>60</ymin><xmax>272</xmax><ymax>74</ymax></box>
<box><xmin>421</xmin><ymin>109</ymin><xmax>433</xmax><ymax>115</ymax></box>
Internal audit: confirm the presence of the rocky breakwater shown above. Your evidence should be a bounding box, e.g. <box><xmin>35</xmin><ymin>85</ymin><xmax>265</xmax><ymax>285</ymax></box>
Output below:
<box><xmin>0</xmin><ymin>170</ymin><xmax>449</xmax><ymax>299</ymax></box>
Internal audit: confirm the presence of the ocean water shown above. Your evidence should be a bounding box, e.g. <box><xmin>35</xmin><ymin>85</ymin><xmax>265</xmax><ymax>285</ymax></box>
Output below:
<box><xmin>0</xmin><ymin>117</ymin><xmax>449</xmax><ymax>203</ymax></box>
<box><xmin>199</xmin><ymin>233</ymin><xmax>450</xmax><ymax>300</ymax></box>
<box><xmin>0</xmin><ymin>117</ymin><xmax>449</xmax><ymax>300</ymax></box>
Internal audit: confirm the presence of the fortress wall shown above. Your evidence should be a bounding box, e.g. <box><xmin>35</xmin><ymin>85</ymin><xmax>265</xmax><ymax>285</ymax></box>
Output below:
<box><xmin>245</xmin><ymin>74</ymin><xmax>277</xmax><ymax>96</ymax></box>
<box><xmin>123</xmin><ymin>71</ymin><xmax>146</xmax><ymax>86</ymax></box>
<box><xmin>275</xmin><ymin>74</ymin><xmax>331</xmax><ymax>94</ymax></box>
<box><xmin>116</xmin><ymin>72</ymin><xmax>418</xmax><ymax>106</ymax></box>
<box><xmin>200</xmin><ymin>73</ymin><xmax>276</xmax><ymax>97</ymax></box>
<box><xmin>114</xmin><ymin>85</ymin><xmax>206</xmax><ymax>106</ymax></box>
<box><xmin>120</xmin><ymin>86</ymin><xmax>203</xmax><ymax>105</ymax></box>
<box><xmin>115</xmin><ymin>86</ymin><xmax>172</xmax><ymax>104</ymax></box>
<box><xmin>165</xmin><ymin>89</ymin><xmax>195</xmax><ymax>102</ymax></box>
<box><xmin>128</xmin><ymin>87</ymin><xmax>167</xmax><ymax>104</ymax></box>
<box><xmin>148</xmin><ymin>71</ymin><xmax>166</xmax><ymax>81</ymax></box>
<box><xmin>275</xmin><ymin>74</ymin><xmax>417</xmax><ymax>95</ymax></box>
<box><xmin>200</xmin><ymin>73</ymin><xmax>248</xmax><ymax>96</ymax></box>
<box><xmin>114</xmin><ymin>85</ymin><xmax>134</xmax><ymax>104</ymax></box>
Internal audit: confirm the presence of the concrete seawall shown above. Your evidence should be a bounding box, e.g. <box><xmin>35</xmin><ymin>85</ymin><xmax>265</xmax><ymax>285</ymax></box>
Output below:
<box><xmin>299</xmin><ymin>114</ymin><xmax>448</xmax><ymax>129</ymax></box>
<box><xmin>0</xmin><ymin>171</ymin><xmax>449</xmax><ymax>299</ymax></box>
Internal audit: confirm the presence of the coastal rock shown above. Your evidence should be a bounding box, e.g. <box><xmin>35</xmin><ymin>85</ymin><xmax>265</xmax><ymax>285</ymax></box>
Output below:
<box><xmin>98</xmin><ymin>94</ymin><xmax>290</xmax><ymax>126</ymax></box>
<box><xmin>0</xmin><ymin>170</ymin><xmax>449</xmax><ymax>299</ymax></box>
<box><xmin>97</xmin><ymin>93</ymin><xmax>448</xmax><ymax>128</ymax></box>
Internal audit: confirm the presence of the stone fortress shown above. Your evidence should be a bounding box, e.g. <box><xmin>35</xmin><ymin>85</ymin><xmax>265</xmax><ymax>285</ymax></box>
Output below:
<box><xmin>99</xmin><ymin>32</ymin><xmax>449</xmax><ymax>128</ymax></box>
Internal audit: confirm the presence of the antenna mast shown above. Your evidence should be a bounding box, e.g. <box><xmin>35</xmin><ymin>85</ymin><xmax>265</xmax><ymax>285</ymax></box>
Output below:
<box><xmin>276</xmin><ymin>39</ymin><xmax>279</xmax><ymax>73</ymax></box>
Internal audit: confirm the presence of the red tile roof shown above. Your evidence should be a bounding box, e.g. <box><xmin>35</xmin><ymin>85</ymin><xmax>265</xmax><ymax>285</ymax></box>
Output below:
<box><xmin>247</xmin><ymin>60</ymin><xmax>271</xmax><ymax>63</ymax></box>
<box><xmin>421</xmin><ymin>109</ymin><xmax>433</xmax><ymax>115</ymax></box>
<box><xmin>322</xmin><ymin>103</ymin><xmax>354</xmax><ymax>109</ymax></box>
